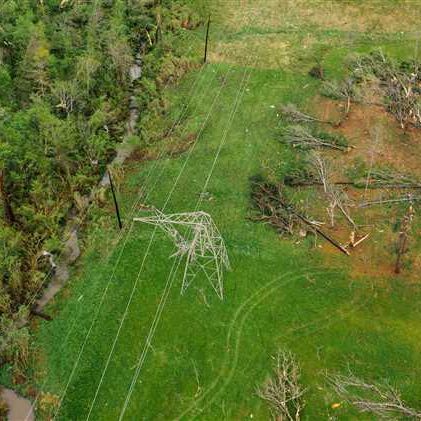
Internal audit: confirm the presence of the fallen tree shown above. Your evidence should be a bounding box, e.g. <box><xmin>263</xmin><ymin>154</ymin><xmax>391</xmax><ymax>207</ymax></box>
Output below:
<box><xmin>250</xmin><ymin>178</ymin><xmax>350</xmax><ymax>255</ymax></box>
<box><xmin>279</xmin><ymin>126</ymin><xmax>349</xmax><ymax>152</ymax></box>
<box><xmin>328</xmin><ymin>372</ymin><xmax>421</xmax><ymax>419</ymax></box>
<box><xmin>257</xmin><ymin>350</ymin><xmax>306</xmax><ymax>421</ymax></box>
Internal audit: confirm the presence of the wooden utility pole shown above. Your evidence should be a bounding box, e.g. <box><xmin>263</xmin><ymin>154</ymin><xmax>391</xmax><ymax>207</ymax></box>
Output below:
<box><xmin>204</xmin><ymin>15</ymin><xmax>211</xmax><ymax>64</ymax></box>
<box><xmin>108</xmin><ymin>169</ymin><xmax>123</xmax><ymax>230</ymax></box>
<box><xmin>0</xmin><ymin>169</ymin><xmax>16</xmax><ymax>225</ymax></box>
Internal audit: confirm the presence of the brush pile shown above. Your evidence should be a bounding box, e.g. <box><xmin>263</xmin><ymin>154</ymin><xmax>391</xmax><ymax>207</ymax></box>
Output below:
<box><xmin>346</xmin><ymin>50</ymin><xmax>421</xmax><ymax>128</ymax></box>
<box><xmin>279</xmin><ymin>103</ymin><xmax>324</xmax><ymax>124</ymax></box>
<box><xmin>279</xmin><ymin>125</ymin><xmax>349</xmax><ymax>151</ymax></box>
<box><xmin>251</xmin><ymin>178</ymin><xmax>299</xmax><ymax>235</ymax></box>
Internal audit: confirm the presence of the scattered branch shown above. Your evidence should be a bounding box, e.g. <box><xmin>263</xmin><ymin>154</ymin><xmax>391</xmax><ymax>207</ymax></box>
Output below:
<box><xmin>279</xmin><ymin>126</ymin><xmax>349</xmax><ymax>151</ymax></box>
<box><xmin>257</xmin><ymin>350</ymin><xmax>306</xmax><ymax>421</ymax></box>
<box><xmin>328</xmin><ymin>372</ymin><xmax>421</xmax><ymax>419</ymax></box>
<box><xmin>279</xmin><ymin>104</ymin><xmax>327</xmax><ymax>124</ymax></box>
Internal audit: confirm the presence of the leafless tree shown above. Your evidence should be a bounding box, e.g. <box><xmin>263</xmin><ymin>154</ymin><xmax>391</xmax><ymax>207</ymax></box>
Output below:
<box><xmin>52</xmin><ymin>80</ymin><xmax>78</xmax><ymax>115</ymax></box>
<box><xmin>328</xmin><ymin>373</ymin><xmax>421</xmax><ymax>419</ymax></box>
<box><xmin>257</xmin><ymin>350</ymin><xmax>306</xmax><ymax>421</ymax></box>
<box><xmin>310</xmin><ymin>153</ymin><xmax>355</xmax><ymax>228</ymax></box>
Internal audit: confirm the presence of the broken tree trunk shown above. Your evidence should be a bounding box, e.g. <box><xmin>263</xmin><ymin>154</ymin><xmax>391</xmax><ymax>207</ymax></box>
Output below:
<box><xmin>252</xmin><ymin>181</ymin><xmax>350</xmax><ymax>255</ymax></box>
<box><xmin>292</xmin><ymin>210</ymin><xmax>350</xmax><ymax>256</ymax></box>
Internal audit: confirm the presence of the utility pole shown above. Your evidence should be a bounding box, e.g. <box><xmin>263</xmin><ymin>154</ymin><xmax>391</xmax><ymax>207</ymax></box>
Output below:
<box><xmin>204</xmin><ymin>15</ymin><xmax>211</xmax><ymax>64</ymax></box>
<box><xmin>108</xmin><ymin>169</ymin><xmax>123</xmax><ymax>230</ymax></box>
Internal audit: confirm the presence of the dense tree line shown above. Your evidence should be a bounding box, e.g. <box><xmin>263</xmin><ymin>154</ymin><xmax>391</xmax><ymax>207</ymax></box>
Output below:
<box><xmin>0</xmin><ymin>0</ymin><xmax>200</xmax><ymax>373</ymax></box>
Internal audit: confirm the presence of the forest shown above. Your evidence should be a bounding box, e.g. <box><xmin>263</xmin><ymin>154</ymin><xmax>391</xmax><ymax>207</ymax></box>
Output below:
<box><xmin>0</xmin><ymin>0</ymin><xmax>199</xmax><ymax>382</ymax></box>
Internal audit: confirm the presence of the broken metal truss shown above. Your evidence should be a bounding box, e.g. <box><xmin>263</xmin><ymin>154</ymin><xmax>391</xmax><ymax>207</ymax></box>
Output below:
<box><xmin>134</xmin><ymin>208</ymin><xmax>230</xmax><ymax>299</ymax></box>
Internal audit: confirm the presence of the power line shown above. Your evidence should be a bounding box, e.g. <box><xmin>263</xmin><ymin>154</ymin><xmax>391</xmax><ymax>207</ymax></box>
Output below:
<box><xmin>25</xmin><ymin>23</ymin><xmax>208</xmax><ymax>421</ymax></box>
<box><xmin>50</xmin><ymin>24</ymin><xmax>229</xmax><ymax>421</ymax></box>
<box><xmin>118</xmin><ymin>38</ymin><xmax>255</xmax><ymax>421</ymax></box>
<box><xmin>84</xmin><ymin>60</ymin><xmax>238</xmax><ymax>421</ymax></box>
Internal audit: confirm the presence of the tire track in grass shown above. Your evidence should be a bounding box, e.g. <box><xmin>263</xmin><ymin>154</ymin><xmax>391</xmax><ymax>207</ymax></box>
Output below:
<box><xmin>197</xmin><ymin>288</ymin><xmax>370</xmax><ymax>419</ymax></box>
<box><xmin>174</xmin><ymin>269</ymin><xmax>310</xmax><ymax>420</ymax></box>
<box><xmin>175</xmin><ymin>269</ymin><xmax>370</xmax><ymax>420</ymax></box>
<box><xmin>83</xmin><ymin>48</ymin><xmax>249</xmax><ymax>421</ymax></box>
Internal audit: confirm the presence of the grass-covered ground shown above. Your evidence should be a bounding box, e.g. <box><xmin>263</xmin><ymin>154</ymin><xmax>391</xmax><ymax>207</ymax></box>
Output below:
<box><xmin>31</xmin><ymin>1</ymin><xmax>421</xmax><ymax>419</ymax></box>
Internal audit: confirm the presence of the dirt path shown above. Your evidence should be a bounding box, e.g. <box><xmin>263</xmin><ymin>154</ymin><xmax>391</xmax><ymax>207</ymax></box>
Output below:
<box><xmin>1</xmin><ymin>388</ymin><xmax>34</xmax><ymax>421</ymax></box>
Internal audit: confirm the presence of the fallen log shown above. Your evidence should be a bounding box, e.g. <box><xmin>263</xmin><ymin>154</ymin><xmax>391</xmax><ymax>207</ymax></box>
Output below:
<box><xmin>292</xmin><ymin>210</ymin><xmax>350</xmax><ymax>256</ymax></box>
<box><xmin>252</xmin><ymin>180</ymin><xmax>350</xmax><ymax>255</ymax></box>
<box><xmin>358</xmin><ymin>196</ymin><xmax>421</xmax><ymax>208</ymax></box>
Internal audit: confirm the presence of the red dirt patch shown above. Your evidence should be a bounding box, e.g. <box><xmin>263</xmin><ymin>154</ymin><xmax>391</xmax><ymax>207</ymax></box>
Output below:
<box><xmin>297</xmin><ymin>97</ymin><xmax>421</xmax><ymax>282</ymax></box>
<box><xmin>314</xmin><ymin>97</ymin><xmax>421</xmax><ymax>179</ymax></box>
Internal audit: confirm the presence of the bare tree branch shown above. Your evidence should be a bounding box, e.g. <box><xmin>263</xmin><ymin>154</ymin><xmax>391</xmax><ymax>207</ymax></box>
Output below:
<box><xmin>328</xmin><ymin>373</ymin><xmax>421</xmax><ymax>419</ymax></box>
<box><xmin>257</xmin><ymin>350</ymin><xmax>306</xmax><ymax>421</ymax></box>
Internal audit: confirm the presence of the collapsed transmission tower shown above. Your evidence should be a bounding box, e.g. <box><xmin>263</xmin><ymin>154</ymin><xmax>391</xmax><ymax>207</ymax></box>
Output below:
<box><xmin>133</xmin><ymin>208</ymin><xmax>230</xmax><ymax>299</ymax></box>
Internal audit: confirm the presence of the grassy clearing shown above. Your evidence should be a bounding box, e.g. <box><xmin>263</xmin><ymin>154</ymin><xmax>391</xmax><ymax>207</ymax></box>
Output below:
<box><xmin>29</xmin><ymin>1</ymin><xmax>421</xmax><ymax>420</ymax></box>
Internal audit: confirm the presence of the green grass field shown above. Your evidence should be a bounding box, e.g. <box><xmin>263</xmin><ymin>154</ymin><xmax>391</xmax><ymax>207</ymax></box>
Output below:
<box><xmin>32</xmin><ymin>1</ymin><xmax>421</xmax><ymax>419</ymax></box>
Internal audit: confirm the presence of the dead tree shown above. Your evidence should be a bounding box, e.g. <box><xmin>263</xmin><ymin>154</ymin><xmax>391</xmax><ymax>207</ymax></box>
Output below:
<box><xmin>0</xmin><ymin>169</ymin><xmax>16</xmax><ymax>225</ymax></box>
<box><xmin>257</xmin><ymin>350</ymin><xmax>306</xmax><ymax>421</ymax></box>
<box><xmin>328</xmin><ymin>373</ymin><xmax>421</xmax><ymax>419</ymax></box>
<box><xmin>358</xmin><ymin>196</ymin><xmax>421</xmax><ymax>208</ymax></box>
<box><xmin>311</xmin><ymin>153</ymin><xmax>355</xmax><ymax>229</ymax></box>
<box><xmin>395</xmin><ymin>202</ymin><xmax>415</xmax><ymax>274</ymax></box>
<box><xmin>280</xmin><ymin>126</ymin><xmax>348</xmax><ymax>152</ymax></box>
<box><xmin>321</xmin><ymin>78</ymin><xmax>357</xmax><ymax>114</ymax></box>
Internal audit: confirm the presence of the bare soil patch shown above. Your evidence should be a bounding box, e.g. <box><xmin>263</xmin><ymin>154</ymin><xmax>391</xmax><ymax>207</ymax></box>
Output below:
<box><xmin>315</xmin><ymin>98</ymin><xmax>421</xmax><ymax>179</ymax></box>
<box><xmin>304</xmin><ymin>98</ymin><xmax>421</xmax><ymax>281</ymax></box>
